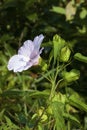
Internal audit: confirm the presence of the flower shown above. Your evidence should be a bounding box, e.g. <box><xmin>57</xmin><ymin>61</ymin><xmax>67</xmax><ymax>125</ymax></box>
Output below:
<box><xmin>7</xmin><ymin>34</ymin><xmax>44</xmax><ymax>72</ymax></box>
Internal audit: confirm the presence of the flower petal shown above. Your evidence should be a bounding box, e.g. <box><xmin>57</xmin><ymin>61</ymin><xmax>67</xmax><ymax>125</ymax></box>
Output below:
<box><xmin>22</xmin><ymin>55</ymin><xmax>40</xmax><ymax>70</ymax></box>
<box><xmin>22</xmin><ymin>62</ymin><xmax>33</xmax><ymax>70</ymax></box>
<box><xmin>33</xmin><ymin>34</ymin><xmax>44</xmax><ymax>51</ymax></box>
<box><xmin>31</xmin><ymin>55</ymin><xmax>40</xmax><ymax>65</ymax></box>
<box><xmin>7</xmin><ymin>55</ymin><xmax>29</xmax><ymax>72</ymax></box>
<box><xmin>30</xmin><ymin>34</ymin><xmax>44</xmax><ymax>59</ymax></box>
<box><xmin>18</xmin><ymin>40</ymin><xmax>34</xmax><ymax>57</ymax></box>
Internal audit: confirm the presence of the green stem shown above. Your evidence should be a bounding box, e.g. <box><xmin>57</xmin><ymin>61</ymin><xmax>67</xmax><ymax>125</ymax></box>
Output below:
<box><xmin>49</xmin><ymin>66</ymin><xmax>60</xmax><ymax>100</ymax></box>
<box><xmin>67</xmin><ymin>120</ymin><xmax>70</xmax><ymax>130</ymax></box>
<box><xmin>49</xmin><ymin>81</ymin><xmax>55</xmax><ymax>100</ymax></box>
<box><xmin>22</xmin><ymin>82</ymin><xmax>28</xmax><ymax>118</ymax></box>
<box><xmin>24</xmin><ymin>101</ymin><xmax>28</xmax><ymax>117</ymax></box>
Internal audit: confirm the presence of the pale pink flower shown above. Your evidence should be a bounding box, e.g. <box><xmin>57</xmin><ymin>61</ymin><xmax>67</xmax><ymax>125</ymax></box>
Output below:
<box><xmin>7</xmin><ymin>34</ymin><xmax>44</xmax><ymax>72</ymax></box>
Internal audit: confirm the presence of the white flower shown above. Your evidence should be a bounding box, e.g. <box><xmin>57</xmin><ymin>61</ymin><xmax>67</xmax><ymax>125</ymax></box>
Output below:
<box><xmin>7</xmin><ymin>34</ymin><xmax>44</xmax><ymax>72</ymax></box>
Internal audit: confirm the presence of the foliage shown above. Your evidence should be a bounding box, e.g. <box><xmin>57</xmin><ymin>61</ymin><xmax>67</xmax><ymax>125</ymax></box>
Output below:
<box><xmin>0</xmin><ymin>0</ymin><xmax>87</xmax><ymax>129</ymax></box>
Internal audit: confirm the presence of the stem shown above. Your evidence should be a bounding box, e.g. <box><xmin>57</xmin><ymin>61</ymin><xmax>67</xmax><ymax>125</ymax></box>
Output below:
<box><xmin>67</xmin><ymin>120</ymin><xmax>70</xmax><ymax>130</ymax></box>
<box><xmin>55</xmin><ymin>79</ymin><xmax>64</xmax><ymax>90</ymax></box>
<box><xmin>22</xmin><ymin>81</ymin><xmax>28</xmax><ymax>118</ymax></box>
<box><xmin>49</xmin><ymin>81</ymin><xmax>55</xmax><ymax>100</ymax></box>
<box><xmin>24</xmin><ymin>101</ymin><xmax>28</xmax><ymax>117</ymax></box>
<box><xmin>49</xmin><ymin>66</ymin><xmax>60</xmax><ymax>100</ymax></box>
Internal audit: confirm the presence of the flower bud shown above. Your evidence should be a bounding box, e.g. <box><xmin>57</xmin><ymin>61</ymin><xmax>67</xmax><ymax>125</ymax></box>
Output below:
<box><xmin>62</xmin><ymin>69</ymin><xmax>80</xmax><ymax>82</ymax></box>
<box><xmin>39</xmin><ymin>57</ymin><xmax>47</xmax><ymax>71</ymax></box>
<box><xmin>60</xmin><ymin>46</ymin><xmax>71</xmax><ymax>62</ymax></box>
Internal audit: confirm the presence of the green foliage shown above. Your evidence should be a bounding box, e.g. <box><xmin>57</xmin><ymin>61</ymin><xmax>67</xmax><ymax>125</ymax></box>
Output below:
<box><xmin>68</xmin><ymin>93</ymin><xmax>87</xmax><ymax>112</ymax></box>
<box><xmin>62</xmin><ymin>69</ymin><xmax>80</xmax><ymax>82</ymax></box>
<box><xmin>51</xmin><ymin>6</ymin><xmax>65</xmax><ymax>15</ymax></box>
<box><xmin>51</xmin><ymin>101</ymin><xmax>65</xmax><ymax>130</ymax></box>
<box><xmin>0</xmin><ymin>116</ymin><xmax>20</xmax><ymax>130</ymax></box>
<box><xmin>0</xmin><ymin>0</ymin><xmax>87</xmax><ymax>129</ymax></box>
<box><xmin>74</xmin><ymin>53</ymin><xmax>87</xmax><ymax>63</ymax></box>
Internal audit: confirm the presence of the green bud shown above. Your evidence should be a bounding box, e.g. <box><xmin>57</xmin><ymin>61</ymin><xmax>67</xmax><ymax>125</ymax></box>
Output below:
<box><xmin>39</xmin><ymin>57</ymin><xmax>47</xmax><ymax>71</ymax></box>
<box><xmin>62</xmin><ymin>69</ymin><xmax>80</xmax><ymax>82</ymax></box>
<box><xmin>53</xmin><ymin>34</ymin><xmax>65</xmax><ymax>64</ymax></box>
<box><xmin>60</xmin><ymin>46</ymin><xmax>71</xmax><ymax>62</ymax></box>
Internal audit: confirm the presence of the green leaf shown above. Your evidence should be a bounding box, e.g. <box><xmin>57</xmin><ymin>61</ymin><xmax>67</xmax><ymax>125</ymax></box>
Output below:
<box><xmin>38</xmin><ymin>124</ymin><xmax>44</xmax><ymax>130</ymax></box>
<box><xmin>0</xmin><ymin>109</ymin><xmax>5</xmax><ymax>120</ymax></box>
<box><xmin>80</xmin><ymin>8</ymin><xmax>87</xmax><ymax>19</ymax></box>
<box><xmin>4</xmin><ymin>116</ymin><xmax>20</xmax><ymax>129</ymax></box>
<box><xmin>68</xmin><ymin>94</ymin><xmax>87</xmax><ymax>112</ymax></box>
<box><xmin>51</xmin><ymin>101</ymin><xmax>65</xmax><ymax>130</ymax></box>
<box><xmin>0</xmin><ymin>34</ymin><xmax>14</xmax><ymax>43</ymax></box>
<box><xmin>27</xmin><ymin>13</ymin><xmax>38</xmax><ymax>22</ymax></box>
<box><xmin>51</xmin><ymin>6</ymin><xmax>65</xmax><ymax>15</ymax></box>
<box><xmin>1</xmin><ymin>89</ymin><xmax>50</xmax><ymax>98</ymax></box>
<box><xmin>2</xmin><ymin>0</ymin><xmax>18</xmax><ymax>9</ymax></box>
<box><xmin>63</xmin><ymin>113</ymin><xmax>80</xmax><ymax>125</ymax></box>
<box><xmin>43</xmin><ymin>26</ymin><xmax>57</xmax><ymax>33</ymax></box>
<box><xmin>74</xmin><ymin>53</ymin><xmax>87</xmax><ymax>63</ymax></box>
